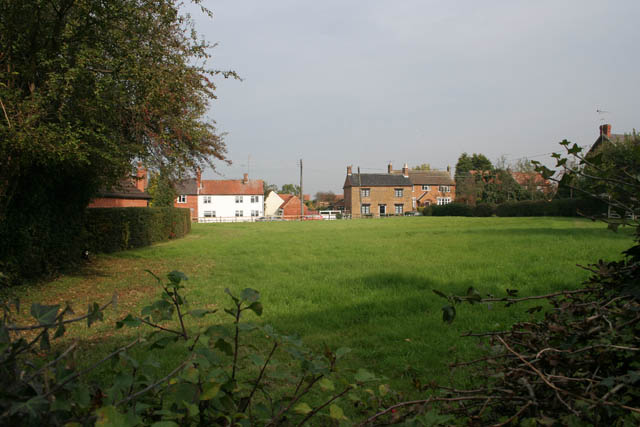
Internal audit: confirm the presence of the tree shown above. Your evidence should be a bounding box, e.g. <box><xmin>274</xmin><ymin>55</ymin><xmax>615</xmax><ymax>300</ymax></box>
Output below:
<box><xmin>147</xmin><ymin>168</ymin><xmax>178</xmax><ymax>207</ymax></box>
<box><xmin>455</xmin><ymin>153</ymin><xmax>494</xmax><ymax>204</ymax></box>
<box><xmin>315</xmin><ymin>191</ymin><xmax>336</xmax><ymax>203</ymax></box>
<box><xmin>262</xmin><ymin>181</ymin><xmax>278</xmax><ymax>197</ymax></box>
<box><xmin>280</xmin><ymin>184</ymin><xmax>301</xmax><ymax>195</ymax></box>
<box><xmin>0</xmin><ymin>0</ymin><xmax>235</xmax><ymax>284</ymax></box>
<box><xmin>412</xmin><ymin>163</ymin><xmax>431</xmax><ymax>171</ymax></box>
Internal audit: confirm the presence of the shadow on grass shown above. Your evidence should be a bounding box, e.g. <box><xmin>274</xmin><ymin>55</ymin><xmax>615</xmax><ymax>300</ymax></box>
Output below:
<box><xmin>459</xmin><ymin>226</ymin><xmax>634</xmax><ymax>241</ymax></box>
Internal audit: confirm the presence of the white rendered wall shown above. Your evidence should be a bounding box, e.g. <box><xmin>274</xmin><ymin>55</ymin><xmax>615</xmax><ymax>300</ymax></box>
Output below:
<box><xmin>198</xmin><ymin>194</ymin><xmax>263</xmax><ymax>222</ymax></box>
<box><xmin>264</xmin><ymin>191</ymin><xmax>284</xmax><ymax>216</ymax></box>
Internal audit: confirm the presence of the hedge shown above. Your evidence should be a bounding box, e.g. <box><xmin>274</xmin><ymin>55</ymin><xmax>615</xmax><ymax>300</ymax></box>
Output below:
<box><xmin>84</xmin><ymin>207</ymin><xmax>191</xmax><ymax>253</ymax></box>
<box><xmin>425</xmin><ymin>199</ymin><xmax>606</xmax><ymax>218</ymax></box>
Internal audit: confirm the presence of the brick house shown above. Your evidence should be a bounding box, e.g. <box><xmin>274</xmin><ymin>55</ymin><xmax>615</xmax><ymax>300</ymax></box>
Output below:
<box><xmin>264</xmin><ymin>191</ymin><xmax>316</xmax><ymax>219</ymax></box>
<box><xmin>343</xmin><ymin>165</ymin><xmax>413</xmax><ymax>217</ymax></box>
<box><xmin>87</xmin><ymin>166</ymin><xmax>151</xmax><ymax>208</ymax></box>
<box><xmin>174</xmin><ymin>173</ymin><xmax>264</xmax><ymax>222</ymax></box>
<box><xmin>388</xmin><ymin>163</ymin><xmax>456</xmax><ymax>207</ymax></box>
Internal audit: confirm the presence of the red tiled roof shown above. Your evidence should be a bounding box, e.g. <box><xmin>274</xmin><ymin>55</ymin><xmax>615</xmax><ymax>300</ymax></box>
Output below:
<box><xmin>201</xmin><ymin>179</ymin><xmax>263</xmax><ymax>195</ymax></box>
<box><xmin>511</xmin><ymin>172</ymin><xmax>548</xmax><ymax>186</ymax></box>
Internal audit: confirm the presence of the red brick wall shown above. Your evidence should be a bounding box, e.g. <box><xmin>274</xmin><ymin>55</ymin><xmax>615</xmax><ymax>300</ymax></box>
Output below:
<box><xmin>282</xmin><ymin>197</ymin><xmax>312</xmax><ymax>218</ymax></box>
<box><xmin>174</xmin><ymin>195</ymin><xmax>198</xmax><ymax>219</ymax></box>
<box><xmin>88</xmin><ymin>198</ymin><xmax>149</xmax><ymax>208</ymax></box>
<box><xmin>413</xmin><ymin>185</ymin><xmax>456</xmax><ymax>206</ymax></box>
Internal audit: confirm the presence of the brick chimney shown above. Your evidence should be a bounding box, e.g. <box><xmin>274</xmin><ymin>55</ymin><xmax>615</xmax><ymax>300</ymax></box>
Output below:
<box><xmin>347</xmin><ymin>165</ymin><xmax>352</xmax><ymax>176</ymax></box>
<box><xmin>136</xmin><ymin>163</ymin><xmax>147</xmax><ymax>192</ymax></box>
<box><xmin>447</xmin><ymin>165</ymin><xmax>451</xmax><ymax>177</ymax></box>
<box><xmin>243</xmin><ymin>173</ymin><xmax>249</xmax><ymax>184</ymax></box>
<box><xmin>599</xmin><ymin>124</ymin><xmax>612</xmax><ymax>138</ymax></box>
<box><xmin>387</xmin><ymin>162</ymin><xmax>393</xmax><ymax>174</ymax></box>
<box><xmin>402</xmin><ymin>163</ymin><xmax>409</xmax><ymax>177</ymax></box>
<box><xmin>196</xmin><ymin>169</ymin><xmax>202</xmax><ymax>193</ymax></box>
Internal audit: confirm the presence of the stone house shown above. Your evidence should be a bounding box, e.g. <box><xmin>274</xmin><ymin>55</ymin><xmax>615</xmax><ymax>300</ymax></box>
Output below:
<box><xmin>388</xmin><ymin>163</ymin><xmax>456</xmax><ymax>207</ymax></box>
<box><xmin>343</xmin><ymin>165</ymin><xmax>413</xmax><ymax>217</ymax></box>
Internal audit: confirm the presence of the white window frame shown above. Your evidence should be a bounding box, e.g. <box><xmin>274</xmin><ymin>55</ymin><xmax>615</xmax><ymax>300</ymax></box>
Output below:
<box><xmin>251</xmin><ymin>210</ymin><xmax>259</xmax><ymax>217</ymax></box>
<box><xmin>394</xmin><ymin>188</ymin><xmax>403</xmax><ymax>197</ymax></box>
<box><xmin>235</xmin><ymin>210</ymin><xmax>244</xmax><ymax>217</ymax></box>
<box><xmin>203</xmin><ymin>195</ymin><xmax>212</xmax><ymax>204</ymax></box>
<box><xmin>437</xmin><ymin>197</ymin><xmax>452</xmax><ymax>206</ymax></box>
<box><xmin>421</xmin><ymin>185</ymin><xmax>430</xmax><ymax>191</ymax></box>
<box><xmin>250</xmin><ymin>195</ymin><xmax>259</xmax><ymax>203</ymax></box>
<box><xmin>203</xmin><ymin>211</ymin><xmax>215</xmax><ymax>218</ymax></box>
<box><xmin>177</xmin><ymin>195</ymin><xmax>187</xmax><ymax>204</ymax></box>
<box><xmin>438</xmin><ymin>185</ymin><xmax>450</xmax><ymax>193</ymax></box>
<box><xmin>394</xmin><ymin>204</ymin><xmax>403</xmax><ymax>214</ymax></box>
<box><xmin>361</xmin><ymin>188</ymin><xmax>370</xmax><ymax>197</ymax></box>
<box><xmin>361</xmin><ymin>204</ymin><xmax>370</xmax><ymax>215</ymax></box>
<box><xmin>235</xmin><ymin>195</ymin><xmax>243</xmax><ymax>203</ymax></box>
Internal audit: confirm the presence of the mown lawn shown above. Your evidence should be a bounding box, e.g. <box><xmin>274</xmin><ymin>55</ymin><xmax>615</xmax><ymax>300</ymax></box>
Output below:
<box><xmin>13</xmin><ymin>217</ymin><xmax>635</xmax><ymax>394</ymax></box>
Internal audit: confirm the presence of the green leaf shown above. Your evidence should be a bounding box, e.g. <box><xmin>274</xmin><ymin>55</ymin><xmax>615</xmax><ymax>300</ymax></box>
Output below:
<box><xmin>167</xmin><ymin>271</ymin><xmax>188</xmax><ymax>284</ymax></box>
<box><xmin>224</xmin><ymin>288</ymin><xmax>239</xmax><ymax>303</ymax></box>
<box><xmin>442</xmin><ymin>305</ymin><xmax>456</xmax><ymax>323</ymax></box>
<box><xmin>30</xmin><ymin>303</ymin><xmax>59</xmax><ymax>325</ymax></box>
<box><xmin>240</xmin><ymin>288</ymin><xmax>260</xmax><ymax>303</ymax></box>
<box><xmin>40</xmin><ymin>330</ymin><xmax>51</xmax><ymax>350</ymax></box>
<box><xmin>214</xmin><ymin>338</ymin><xmax>233</xmax><ymax>356</ymax></box>
<box><xmin>95</xmin><ymin>405</ymin><xmax>129</xmax><ymax>427</ymax></box>
<box><xmin>293</xmin><ymin>402</ymin><xmax>312</xmax><ymax>415</ymax></box>
<box><xmin>329</xmin><ymin>404</ymin><xmax>346</xmax><ymax>420</ymax></box>
<box><xmin>150</xmin><ymin>422</ymin><xmax>180</xmax><ymax>427</ymax></box>
<box><xmin>355</xmin><ymin>368</ymin><xmax>376</xmax><ymax>383</ymax></box>
<box><xmin>116</xmin><ymin>314</ymin><xmax>141</xmax><ymax>329</ymax></box>
<box><xmin>9</xmin><ymin>396</ymin><xmax>49</xmax><ymax>418</ymax></box>
<box><xmin>318</xmin><ymin>378</ymin><xmax>334</xmax><ymax>391</ymax></box>
<box><xmin>247</xmin><ymin>302</ymin><xmax>263</xmax><ymax>316</ymax></box>
<box><xmin>200</xmin><ymin>381</ymin><xmax>221</xmax><ymax>400</ymax></box>
<box><xmin>188</xmin><ymin>309</ymin><xmax>216</xmax><ymax>318</ymax></box>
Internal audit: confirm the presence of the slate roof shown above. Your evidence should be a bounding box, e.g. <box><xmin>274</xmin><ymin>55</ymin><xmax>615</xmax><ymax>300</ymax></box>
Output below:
<box><xmin>175</xmin><ymin>178</ymin><xmax>198</xmax><ymax>195</ymax></box>
<box><xmin>344</xmin><ymin>173</ymin><xmax>412</xmax><ymax>188</ymax></box>
<box><xmin>97</xmin><ymin>179</ymin><xmax>151</xmax><ymax>200</ymax></box>
<box><xmin>407</xmin><ymin>171</ymin><xmax>455</xmax><ymax>186</ymax></box>
<box><xmin>589</xmin><ymin>133</ymin><xmax>629</xmax><ymax>155</ymax></box>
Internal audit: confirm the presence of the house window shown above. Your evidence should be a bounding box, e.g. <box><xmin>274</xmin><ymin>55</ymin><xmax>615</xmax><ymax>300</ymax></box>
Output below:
<box><xmin>250</xmin><ymin>195</ymin><xmax>259</xmax><ymax>203</ymax></box>
<box><xmin>361</xmin><ymin>188</ymin><xmax>370</xmax><ymax>197</ymax></box>
<box><xmin>251</xmin><ymin>210</ymin><xmax>259</xmax><ymax>217</ymax></box>
<box><xmin>277</xmin><ymin>208</ymin><xmax>283</xmax><ymax>216</ymax></box>
<box><xmin>421</xmin><ymin>185</ymin><xmax>430</xmax><ymax>191</ymax></box>
<box><xmin>235</xmin><ymin>195</ymin><xmax>243</xmax><ymax>203</ymax></box>
<box><xmin>394</xmin><ymin>188</ymin><xmax>403</xmax><ymax>197</ymax></box>
<box><xmin>438</xmin><ymin>185</ymin><xmax>450</xmax><ymax>193</ymax></box>
<box><xmin>204</xmin><ymin>211</ymin><xmax>215</xmax><ymax>217</ymax></box>
<box><xmin>437</xmin><ymin>197</ymin><xmax>452</xmax><ymax>205</ymax></box>
<box><xmin>203</xmin><ymin>196</ymin><xmax>212</xmax><ymax>204</ymax></box>
<box><xmin>235</xmin><ymin>210</ymin><xmax>244</xmax><ymax>217</ymax></box>
<box><xmin>361</xmin><ymin>204</ymin><xmax>370</xmax><ymax>215</ymax></box>
<box><xmin>412</xmin><ymin>198</ymin><xmax>416</xmax><ymax>209</ymax></box>
<box><xmin>395</xmin><ymin>204</ymin><xmax>403</xmax><ymax>214</ymax></box>
<box><xmin>177</xmin><ymin>195</ymin><xmax>187</xmax><ymax>203</ymax></box>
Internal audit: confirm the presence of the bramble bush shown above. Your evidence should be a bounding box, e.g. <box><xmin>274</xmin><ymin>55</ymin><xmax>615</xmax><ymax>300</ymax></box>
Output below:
<box><xmin>0</xmin><ymin>271</ymin><xmax>397</xmax><ymax>426</ymax></box>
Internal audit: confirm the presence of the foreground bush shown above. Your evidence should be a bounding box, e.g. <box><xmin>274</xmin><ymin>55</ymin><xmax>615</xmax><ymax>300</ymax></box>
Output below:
<box><xmin>431</xmin><ymin>203</ymin><xmax>474</xmax><ymax>217</ymax></box>
<box><xmin>0</xmin><ymin>272</ymin><xmax>394</xmax><ymax>426</ymax></box>
<box><xmin>495</xmin><ymin>198</ymin><xmax>606</xmax><ymax>217</ymax></box>
<box><xmin>84</xmin><ymin>207</ymin><xmax>191</xmax><ymax>253</ymax></box>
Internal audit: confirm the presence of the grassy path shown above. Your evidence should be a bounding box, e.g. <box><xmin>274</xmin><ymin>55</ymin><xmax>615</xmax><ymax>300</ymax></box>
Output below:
<box><xmin>13</xmin><ymin>217</ymin><xmax>634</xmax><ymax>392</ymax></box>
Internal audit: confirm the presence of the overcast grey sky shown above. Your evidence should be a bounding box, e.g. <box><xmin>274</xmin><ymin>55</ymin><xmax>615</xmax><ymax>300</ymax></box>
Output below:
<box><xmin>186</xmin><ymin>0</ymin><xmax>639</xmax><ymax>195</ymax></box>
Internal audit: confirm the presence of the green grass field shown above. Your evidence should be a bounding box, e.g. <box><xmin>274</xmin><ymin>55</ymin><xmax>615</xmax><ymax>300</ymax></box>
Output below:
<box><xmin>14</xmin><ymin>217</ymin><xmax>635</xmax><ymax>393</ymax></box>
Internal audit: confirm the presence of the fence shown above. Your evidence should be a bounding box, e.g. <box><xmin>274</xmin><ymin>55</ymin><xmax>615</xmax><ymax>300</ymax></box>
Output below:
<box><xmin>195</xmin><ymin>214</ymin><xmax>328</xmax><ymax>223</ymax></box>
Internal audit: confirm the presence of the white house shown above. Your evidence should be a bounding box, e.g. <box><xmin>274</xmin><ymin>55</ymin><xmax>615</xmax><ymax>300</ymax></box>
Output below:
<box><xmin>264</xmin><ymin>191</ymin><xmax>285</xmax><ymax>216</ymax></box>
<box><xmin>174</xmin><ymin>173</ymin><xmax>264</xmax><ymax>222</ymax></box>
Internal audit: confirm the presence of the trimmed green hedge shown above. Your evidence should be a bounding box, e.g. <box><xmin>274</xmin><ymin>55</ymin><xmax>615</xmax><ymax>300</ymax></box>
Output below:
<box><xmin>84</xmin><ymin>207</ymin><xmax>191</xmax><ymax>253</ymax></box>
<box><xmin>495</xmin><ymin>198</ymin><xmax>606</xmax><ymax>217</ymax></box>
<box><xmin>426</xmin><ymin>199</ymin><xmax>606</xmax><ymax>218</ymax></box>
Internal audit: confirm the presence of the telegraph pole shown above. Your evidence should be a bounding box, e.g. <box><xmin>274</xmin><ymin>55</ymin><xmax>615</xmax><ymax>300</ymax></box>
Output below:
<box><xmin>299</xmin><ymin>159</ymin><xmax>303</xmax><ymax>220</ymax></box>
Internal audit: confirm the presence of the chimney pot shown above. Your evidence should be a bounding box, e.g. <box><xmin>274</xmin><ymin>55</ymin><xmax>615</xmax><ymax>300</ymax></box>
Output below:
<box><xmin>243</xmin><ymin>173</ymin><xmax>248</xmax><ymax>183</ymax></box>
<box><xmin>387</xmin><ymin>163</ymin><xmax>392</xmax><ymax>174</ymax></box>
<box><xmin>599</xmin><ymin>124</ymin><xmax>612</xmax><ymax>138</ymax></box>
<box><xmin>196</xmin><ymin>169</ymin><xmax>202</xmax><ymax>193</ymax></box>
<box><xmin>347</xmin><ymin>165</ymin><xmax>352</xmax><ymax>176</ymax></box>
<box><xmin>136</xmin><ymin>163</ymin><xmax>147</xmax><ymax>192</ymax></box>
<box><xmin>402</xmin><ymin>163</ymin><xmax>409</xmax><ymax>177</ymax></box>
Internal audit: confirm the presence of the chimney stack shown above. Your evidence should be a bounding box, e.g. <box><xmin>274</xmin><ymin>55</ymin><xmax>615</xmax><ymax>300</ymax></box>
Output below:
<box><xmin>347</xmin><ymin>165</ymin><xmax>352</xmax><ymax>176</ymax></box>
<box><xmin>243</xmin><ymin>173</ymin><xmax>249</xmax><ymax>184</ymax></box>
<box><xmin>136</xmin><ymin>163</ymin><xmax>147</xmax><ymax>192</ymax></box>
<box><xmin>402</xmin><ymin>163</ymin><xmax>409</xmax><ymax>177</ymax></box>
<box><xmin>599</xmin><ymin>124</ymin><xmax>612</xmax><ymax>138</ymax></box>
<box><xmin>447</xmin><ymin>165</ymin><xmax>451</xmax><ymax>177</ymax></box>
<box><xmin>387</xmin><ymin>162</ymin><xmax>393</xmax><ymax>174</ymax></box>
